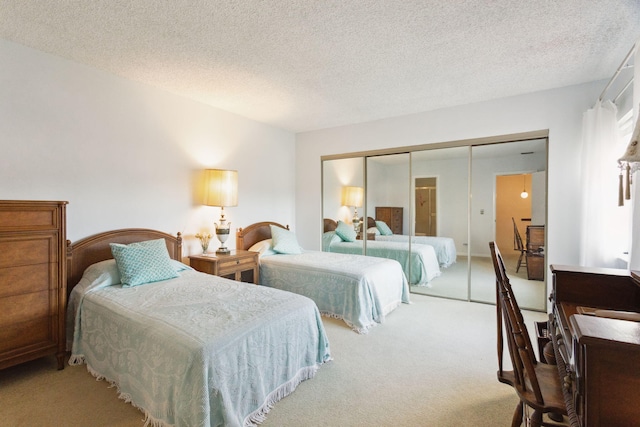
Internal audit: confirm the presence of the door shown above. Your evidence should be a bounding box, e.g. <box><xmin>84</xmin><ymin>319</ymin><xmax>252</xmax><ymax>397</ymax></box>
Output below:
<box><xmin>495</xmin><ymin>173</ymin><xmax>532</xmax><ymax>252</ymax></box>
<box><xmin>415</xmin><ymin>177</ymin><xmax>437</xmax><ymax>236</ymax></box>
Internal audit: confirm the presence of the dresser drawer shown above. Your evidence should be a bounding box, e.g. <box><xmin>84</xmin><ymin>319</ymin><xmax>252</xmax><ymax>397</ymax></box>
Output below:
<box><xmin>0</xmin><ymin>290</ymin><xmax>52</xmax><ymax>328</ymax></box>
<box><xmin>0</xmin><ymin>316</ymin><xmax>54</xmax><ymax>354</ymax></box>
<box><xmin>0</xmin><ymin>263</ymin><xmax>53</xmax><ymax>298</ymax></box>
<box><xmin>0</xmin><ymin>235</ymin><xmax>57</xmax><ymax>268</ymax></box>
<box><xmin>0</xmin><ymin>203</ymin><xmax>61</xmax><ymax>231</ymax></box>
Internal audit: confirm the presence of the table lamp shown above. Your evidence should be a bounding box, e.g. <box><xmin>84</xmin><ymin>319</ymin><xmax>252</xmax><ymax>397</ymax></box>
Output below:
<box><xmin>203</xmin><ymin>169</ymin><xmax>238</xmax><ymax>254</ymax></box>
<box><xmin>341</xmin><ymin>186</ymin><xmax>364</xmax><ymax>233</ymax></box>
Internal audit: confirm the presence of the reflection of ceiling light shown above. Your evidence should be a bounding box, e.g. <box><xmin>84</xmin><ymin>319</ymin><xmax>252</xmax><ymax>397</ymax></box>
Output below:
<box><xmin>520</xmin><ymin>175</ymin><xmax>528</xmax><ymax>198</ymax></box>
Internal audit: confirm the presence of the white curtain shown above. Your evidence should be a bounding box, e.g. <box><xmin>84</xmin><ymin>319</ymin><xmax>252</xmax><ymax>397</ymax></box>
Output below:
<box><xmin>579</xmin><ymin>100</ymin><xmax>625</xmax><ymax>267</ymax></box>
<box><xmin>628</xmin><ymin>41</ymin><xmax>640</xmax><ymax>271</ymax></box>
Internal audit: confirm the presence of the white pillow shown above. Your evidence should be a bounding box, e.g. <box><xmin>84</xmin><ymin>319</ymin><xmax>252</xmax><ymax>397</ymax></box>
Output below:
<box><xmin>367</xmin><ymin>227</ymin><xmax>381</xmax><ymax>235</ymax></box>
<box><xmin>249</xmin><ymin>239</ymin><xmax>277</xmax><ymax>257</ymax></box>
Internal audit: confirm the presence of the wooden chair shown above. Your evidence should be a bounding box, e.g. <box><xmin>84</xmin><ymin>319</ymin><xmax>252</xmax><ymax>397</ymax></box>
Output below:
<box><xmin>489</xmin><ymin>242</ymin><xmax>567</xmax><ymax>427</ymax></box>
<box><xmin>512</xmin><ymin>217</ymin><xmax>527</xmax><ymax>272</ymax></box>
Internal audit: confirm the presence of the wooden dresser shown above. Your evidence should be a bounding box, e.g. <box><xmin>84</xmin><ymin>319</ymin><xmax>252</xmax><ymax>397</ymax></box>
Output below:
<box><xmin>0</xmin><ymin>200</ymin><xmax>68</xmax><ymax>370</ymax></box>
<box><xmin>550</xmin><ymin>265</ymin><xmax>640</xmax><ymax>427</ymax></box>
<box><xmin>375</xmin><ymin>207</ymin><xmax>403</xmax><ymax>234</ymax></box>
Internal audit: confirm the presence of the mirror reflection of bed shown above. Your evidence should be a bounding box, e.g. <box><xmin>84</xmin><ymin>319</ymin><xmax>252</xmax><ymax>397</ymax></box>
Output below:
<box><xmin>323</xmin><ymin>218</ymin><xmax>441</xmax><ymax>286</ymax></box>
<box><xmin>325</xmin><ymin>215</ymin><xmax>546</xmax><ymax>311</ymax></box>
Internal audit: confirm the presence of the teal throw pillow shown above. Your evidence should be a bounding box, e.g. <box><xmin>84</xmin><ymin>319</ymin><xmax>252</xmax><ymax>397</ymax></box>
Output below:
<box><xmin>270</xmin><ymin>225</ymin><xmax>302</xmax><ymax>254</ymax></box>
<box><xmin>335</xmin><ymin>220</ymin><xmax>357</xmax><ymax>242</ymax></box>
<box><xmin>376</xmin><ymin>220</ymin><xmax>394</xmax><ymax>236</ymax></box>
<box><xmin>110</xmin><ymin>238</ymin><xmax>179</xmax><ymax>287</ymax></box>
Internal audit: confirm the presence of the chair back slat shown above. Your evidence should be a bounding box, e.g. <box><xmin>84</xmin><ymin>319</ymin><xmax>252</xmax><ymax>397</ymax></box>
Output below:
<box><xmin>490</xmin><ymin>242</ymin><xmax>507</xmax><ymax>377</ymax></box>
<box><xmin>490</xmin><ymin>242</ymin><xmax>545</xmax><ymax>405</ymax></box>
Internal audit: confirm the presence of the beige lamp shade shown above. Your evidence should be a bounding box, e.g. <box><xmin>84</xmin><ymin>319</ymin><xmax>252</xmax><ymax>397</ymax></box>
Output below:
<box><xmin>341</xmin><ymin>186</ymin><xmax>363</xmax><ymax>207</ymax></box>
<box><xmin>203</xmin><ymin>169</ymin><xmax>238</xmax><ymax>207</ymax></box>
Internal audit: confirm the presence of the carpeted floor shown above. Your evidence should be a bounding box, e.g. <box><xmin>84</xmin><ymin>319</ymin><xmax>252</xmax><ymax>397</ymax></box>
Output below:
<box><xmin>0</xmin><ymin>294</ymin><xmax>548</xmax><ymax>427</ymax></box>
<box><xmin>412</xmin><ymin>253</ymin><xmax>547</xmax><ymax>312</ymax></box>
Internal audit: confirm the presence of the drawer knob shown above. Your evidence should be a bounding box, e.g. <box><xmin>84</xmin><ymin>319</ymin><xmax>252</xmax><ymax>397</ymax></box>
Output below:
<box><xmin>236</xmin><ymin>260</ymin><xmax>240</xmax><ymax>264</ymax></box>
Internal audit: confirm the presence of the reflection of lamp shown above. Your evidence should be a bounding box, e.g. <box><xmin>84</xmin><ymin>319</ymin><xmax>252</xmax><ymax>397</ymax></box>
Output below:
<box><xmin>520</xmin><ymin>175</ymin><xmax>529</xmax><ymax>199</ymax></box>
<box><xmin>203</xmin><ymin>169</ymin><xmax>238</xmax><ymax>254</ymax></box>
<box><xmin>341</xmin><ymin>186</ymin><xmax>364</xmax><ymax>232</ymax></box>
<box><xmin>618</xmin><ymin>113</ymin><xmax>640</xmax><ymax>206</ymax></box>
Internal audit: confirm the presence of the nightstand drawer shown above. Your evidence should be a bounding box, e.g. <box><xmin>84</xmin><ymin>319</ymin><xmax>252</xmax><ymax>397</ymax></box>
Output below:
<box><xmin>217</xmin><ymin>256</ymin><xmax>255</xmax><ymax>274</ymax></box>
<box><xmin>189</xmin><ymin>250</ymin><xmax>259</xmax><ymax>284</ymax></box>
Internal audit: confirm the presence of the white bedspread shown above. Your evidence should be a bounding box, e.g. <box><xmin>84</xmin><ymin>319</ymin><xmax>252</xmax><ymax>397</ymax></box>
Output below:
<box><xmin>259</xmin><ymin>250</ymin><xmax>410</xmax><ymax>333</ymax></box>
<box><xmin>69</xmin><ymin>269</ymin><xmax>331</xmax><ymax>427</ymax></box>
<box><xmin>324</xmin><ymin>238</ymin><xmax>441</xmax><ymax>286</ymax></box>
<box><xmin>374</xmin><ymin>234</ymin><xmax>457</xmax><ymax>267</ymax></box>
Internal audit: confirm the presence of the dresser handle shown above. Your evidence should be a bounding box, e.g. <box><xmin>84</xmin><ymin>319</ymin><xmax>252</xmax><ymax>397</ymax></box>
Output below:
<box><xmin>236</xmin><ymin>260</ymin><xmax>240</xmax><ymax>264</ymax></box>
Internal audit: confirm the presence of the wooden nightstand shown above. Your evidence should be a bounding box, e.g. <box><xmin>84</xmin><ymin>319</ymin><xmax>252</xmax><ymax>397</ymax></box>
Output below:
<box><xmin>189</xmin><ymin>250</ymin><xmax>259</xmax><ymax>284</ymax></box>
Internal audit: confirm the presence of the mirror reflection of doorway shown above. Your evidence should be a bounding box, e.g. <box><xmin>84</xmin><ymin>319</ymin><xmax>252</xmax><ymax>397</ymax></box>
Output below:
<box><xmin>415</xmin><ymin>177</ymin><xmax>437</xmax><ymax>236</ymax></box>
<box><xmin>495</xmin><ymin>173</ymin><xmax>531</xmax><ymax>253</ymax></box>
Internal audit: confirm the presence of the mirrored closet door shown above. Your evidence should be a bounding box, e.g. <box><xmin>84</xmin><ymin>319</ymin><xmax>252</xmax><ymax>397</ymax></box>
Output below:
<box><xmin>322</xmin><ymin>157</ymin><xmax>365</xmax><ymax>254</ymax></box>
<box><xmin>321</xmin><ymin>134</ymin><xmax>548</xmax><ymax>312</ymax></box>
<box><xmin>469</xmin><ymin>140</ymin><xmax>547</xmax><ymax>310</ymax></box>
<box><xmin>409</xmin><ymin>146</ymin><xmax>470</xmax><ymax>300</ymax></box>
<box><xmin>365</xmin><ymin>153</ymin><xmax>412</xmax><ymax>280</ymax></box>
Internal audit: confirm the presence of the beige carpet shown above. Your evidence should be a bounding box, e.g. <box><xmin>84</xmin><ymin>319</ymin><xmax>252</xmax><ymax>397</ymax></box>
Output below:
<box><xmin>412</xmin><ymin>253</ymin><xmax>547</xmax><ymax>312</ymax></box>
<box><xmin>0</xmin><ymin>294</ymin><xmax>548</xmax><ymax>427</ymax></box>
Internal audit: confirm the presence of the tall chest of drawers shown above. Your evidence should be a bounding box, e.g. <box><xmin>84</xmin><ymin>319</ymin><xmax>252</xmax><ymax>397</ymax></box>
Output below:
<box><xmin>375</xmin><ymin>207</ymin><xmax>403</xmax><ymax>235</ymax></box>
<box><xmin>0</xmin><ymin>200</ymin><xmax>67</xmax><ymax>370</ymax></box>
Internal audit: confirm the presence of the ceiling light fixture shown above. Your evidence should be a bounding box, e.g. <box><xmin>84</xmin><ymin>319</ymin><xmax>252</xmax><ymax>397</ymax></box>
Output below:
<box><xmin>520</xmin><ymin>175</ymin><xmax>529</xmax><ymax>199</ymax></box>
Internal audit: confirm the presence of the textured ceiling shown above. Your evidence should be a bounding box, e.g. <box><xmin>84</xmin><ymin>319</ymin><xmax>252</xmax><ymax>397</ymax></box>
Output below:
<box><xmin>1</xmin><ymin>1</ymin><xmax>639</xmax><ymax>132</ymax></box>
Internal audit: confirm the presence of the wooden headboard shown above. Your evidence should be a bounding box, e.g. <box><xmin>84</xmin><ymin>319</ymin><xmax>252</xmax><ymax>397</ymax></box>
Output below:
<box><xmin>366</xmin><ymin>216</ymin><xmax>376</xmax><ymax>229</ymax></box>
<box><xmin>323</xmin><ymin>218</ymin><xmax>337</xmax><ymax>232</ymax></box>
<box><xmin>324</xmin><ymin>217</ymin><xmax>375</xmax><ymax>232</ymax></box>
<box><xmin>66</xmin><ymin>228</ymin><xmax>182</xmax><ymax>297</ymax></box>
<box><xmin>236</xmin><ymin>221</ymin><xmax>289</xmax><ymax>251</ymax></box>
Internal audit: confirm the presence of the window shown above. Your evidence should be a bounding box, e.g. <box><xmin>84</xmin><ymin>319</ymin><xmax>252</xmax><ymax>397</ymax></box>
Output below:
<box><xmin>612</xmin><ymin>107</ymin><xmax>634</xmax><ymax>267</ymax></box>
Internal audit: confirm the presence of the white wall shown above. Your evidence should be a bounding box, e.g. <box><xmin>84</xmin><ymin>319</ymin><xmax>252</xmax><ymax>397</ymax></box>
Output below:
<box><xmin>295</xmin><ymin>82</ymin><xmax>603</xmax><ymax>273</ymax></box>
<box><xmin>0</xmin><ymin>39</ymin><xmax>296</xmax><ymax>256</ymax></box>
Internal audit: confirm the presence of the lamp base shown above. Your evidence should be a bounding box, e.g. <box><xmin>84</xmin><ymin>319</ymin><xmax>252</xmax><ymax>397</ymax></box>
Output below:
<box><xmin>215</xmin><ymin>220</ymin><xmax>231</xmax><ymax>256</ymax></box>
<box><xmin>216</xmin><ymin>247</ymin><xmax>231</xmax><ymax>255</ymax></box>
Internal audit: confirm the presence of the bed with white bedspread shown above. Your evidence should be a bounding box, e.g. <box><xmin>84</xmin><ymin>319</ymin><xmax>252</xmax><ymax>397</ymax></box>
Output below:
<box><xmin>237</xmin><ymin>222</ymin><xmax>410</xmax><ymax>334</ymax></box>
<box><xmin>66</xmin><ymin>228</ymin><xmax>330</xmax><ymax>427</ymax></box>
